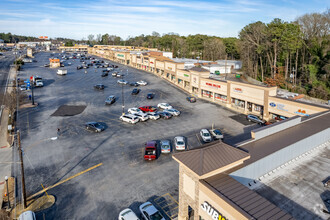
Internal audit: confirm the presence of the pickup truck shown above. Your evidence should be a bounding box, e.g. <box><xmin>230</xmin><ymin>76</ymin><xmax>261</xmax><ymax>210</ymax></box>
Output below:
<box><xmin>144</xmin><ymin>141</ymin><xmax>157</xmax><ymax>161</ymax></box>
<box><xmin>33</xmin><ymin>76</ymin><xmax>43</xmax><ymax>87</ymax></box>
<box><xmin>57</xmin><ymin>69</ymin><xmax>67</xmax><ymax>75</ymax></box>
<box><xmin>139</xmin><ymin>106</ymin><xmax>157</xmax><ymax>112</ymax></box>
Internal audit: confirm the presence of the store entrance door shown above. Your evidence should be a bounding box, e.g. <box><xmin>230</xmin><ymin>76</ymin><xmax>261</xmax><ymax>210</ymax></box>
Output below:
<box><xmin>188</xmin><ymin>206</ymin><xmax>194</xmax><ymax>220</ymax></box>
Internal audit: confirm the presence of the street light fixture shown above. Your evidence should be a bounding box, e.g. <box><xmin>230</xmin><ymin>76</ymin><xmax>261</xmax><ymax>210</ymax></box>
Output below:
<box><xmin>5</xmin><ymin>176</ymin><xmax>11</xmax><ymax>209</ymax></box>
<box><xmin>121</xmin><ymin>69</ymin><xmax>125</xmax><ymax>115</ymax></box>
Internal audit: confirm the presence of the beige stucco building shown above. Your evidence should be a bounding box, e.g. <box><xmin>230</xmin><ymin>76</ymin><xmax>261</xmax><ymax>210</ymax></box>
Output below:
<box><xmin>88</xmin><ymin>46</ymin><xmax>329</xmax><ymax>121</ymax></box>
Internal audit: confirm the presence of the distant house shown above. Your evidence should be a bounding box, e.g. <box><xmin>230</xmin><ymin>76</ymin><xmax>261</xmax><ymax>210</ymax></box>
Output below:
<box><xmin>0</xmin><ymin>39</ymin><xmax>4</xmax><ymax>46</ymax></box>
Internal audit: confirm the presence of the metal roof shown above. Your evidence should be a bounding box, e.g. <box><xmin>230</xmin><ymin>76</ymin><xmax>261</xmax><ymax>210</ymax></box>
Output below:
<box><xmin>202</xmin><ymin>174</ymin><xmax>294</xmax><ymax>220</ymax></box>
<box><xmin>173</xmin><ymin>142</ymin><xmax>250</xmax><ymax>176</ymax></box>
<box><xmin>239</xmin><ymin>111</ymin><xmax>330</xmax><ymax>165</ymax></box>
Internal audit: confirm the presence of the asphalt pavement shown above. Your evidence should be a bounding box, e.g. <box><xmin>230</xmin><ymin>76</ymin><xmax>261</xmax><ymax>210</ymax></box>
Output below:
<box><xmin>15</xmin><ymin>51</ymin><xmax>261</xmax><ymax>219</ymax></box>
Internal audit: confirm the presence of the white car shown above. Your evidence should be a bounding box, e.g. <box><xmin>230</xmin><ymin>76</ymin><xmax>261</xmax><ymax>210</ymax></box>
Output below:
<box><xmin>200</xmin><ymin>129</ymin><xmax>212</xmax><ymax>142</ymax></box>
<box><xmin>164</xmin><ymin>109</ymin><xmax>180</xmax><ymax>116</ymax></box>
<box><xmin>118</xmin><ymin>208</ymin><xmax>139</xmax><ymax>220</ymax></box>
<box><xmin>174</xmin><ymin>136</ymin><xmax>186</xmax><ymax>151</ymax></box>
<box><xmin>120</xmin><ymin>114</ymin><xmax>139</xmax><ymax>124</ymax></box>
<box><xmin>146</xmin><ymin>112</ymin><xmax>160</xmax><ymax>120</ymax></box>
<box><xmin>133</xmin><ymin>112</ymin><xmax>149</xmax><ymax>121</ymax></box>
<box><xmin>210</xmin><ymin>129</ymin><xmax>224</xmax><ymax>140</ymax></box>
<box><xmin>139</xmin><ymin>202</ymin><xmax>165</xmax><ymax>220</ymax></box>
<box><xmin>137</xmin><ymin>80</ymin><xmax>147</xmax><ymax>86</ymax></box>
<box><xmin>128</xmin><ymin>108</ymin><xmax>143</xmax><ymax>114</ymax></box>
<box><xmin>117</xmin><ymin>79</ymin><xmax>128</xmax><ymax>84</ymax></box>
<box><xmin>157</xmin><ymin>103</ymin><xmax>173</xmax><ymax>110</ymax></box>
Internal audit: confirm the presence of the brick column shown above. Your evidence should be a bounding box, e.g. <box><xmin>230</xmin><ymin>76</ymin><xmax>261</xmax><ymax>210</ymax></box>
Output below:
<box><xmin>226</xmin><ymin>81</ymin><xmax>232</xmax><ymax>108</ymax></box>
<box><xmin>178</xmin><ymin>165</ymin><xmax>188</xmax><ymax>220</ymax></box>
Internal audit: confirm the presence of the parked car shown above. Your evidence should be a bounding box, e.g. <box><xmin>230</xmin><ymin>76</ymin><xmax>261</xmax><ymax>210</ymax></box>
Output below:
<box><xmin>164</xmin><ymin>109</ymin><xmax>180</xmax><ymax>116</ymax></box>
<box><xmin>117</xmin><ymin>79</ymin><xmax>128</xmax><ymax>85</ymax></box>
<box><xmin>139</xmin><ymin>202</ymin><xmax>164</xmax><ymax>220</ymax></box>
<box><xmin>101</xmin><ymin>72</ymin><xmax>108</xmax><ymax>77</ymax></box>
<box><xmin>130</xmin><ymin>82</ymin><xmax>139</xmax><ymax>87</ymax></box>
<box><xmin>44</xmin><ymin>64</ymin><xmax>50</xmax><ymax>67</ymax></box>
<box><xmin>160</xmin><ymin>140</ymin><xmax>171</xmax><ymax>154</ymax></box>
<box><xmin>246</xmin><ymin>114</ymin><xmax>265</xmax><ymax>125</ymax></box>
<box><xmin>94</xmin><ymin>84</ymin><xmax>104</xmax><ymax>90</ymax></box>
<box><xmin>112</xmin><ymin>72</ymin><xmax>117</xmax><ymax>77</ymax></box>
<box><xmin>139</xmin><ymin>106</ymin><xmax>157</xmax><ymax>112</ymax></box>
<box><xmin>118</xmin><ymin>208</ymin><xmax>139</xmax><ymax>220</ymax></box>
<box><xmin>20</xmin><ymin>85</ymin><xmax>27</xmax><ymax>91</ymax></box>
<box><xmin>147</xmin><ymin>93</ymin><xmax>154</xmax><ymax>99</ymax></box>
<box><xmin>210</xmin><ymin>129</ymin><xmax>224</xmax><ymax>140</ymax></box>
<box><xmin>200</xmin><ymin>129</ymin><xmax>212</xmax><ymax>142</ymax></box>
<box><xmin>146</xmin><ymin>112</ymin><xmax>160</xmax><ymax>120</ymax></box>
<box><xmin>157</xmin><ymin>103</ymin><xmax>173</xmax><ymax>109</ymax></box>
<box><xmin>77</xmin><ymin>65</ymin><xmax>83</xmax><ymax>70</ymax></box>
<box><xmin>137</xmin><ymin>80</ymin><xmax>148</xmax><ymax>86</ymax></box>
<box><xmin>120</xmin><ymin>114</ymin><xmax>139</xmax><ymax>124</ymax></box>
<box><xmin>174</xmin><ymin>136</ymin><xmax>186</xmax><ymax>150</ymax></box>
<box><xmin>128</xmin><ymin>108</ymin><xmax>143</xmax><ymax>114</ymax></box>
<box><xmin>158</xmin><ymin>112</ymin><xmax>172</xmax><ymax>119</ymax></box>
<box><xmin>186</xmin><ymin>96</ymin><xmax>196</xmax><ymax>103</ymax></box>
<box><xmin>131</xmin><ymin>88</ymin><xmax>140</xmax><ymax>95</ymax></box>
<box><xmin>105</xmin><ymin>95</ymin><xmax>116</xmax><ymax>105</ymax></box>
<box><xmin>144</xmin><ymin>141</ymin><xmax>157</xmax><ymax>161</ymax></box>
<box><xmin>133</xmin><ymin>112</ymin><xmax>149</xmax><ymax>121</ymax></box>
<box><xmin>18</xmin><ymin>211</ymin><xmax>36</xmax><ymax>220</ymax></box>
<box><xmin>116</xmin><ymin>73</ymin><xmax>123</xmax><ymax>78</ymax></box>
<box><xmin>85</xmin><ymin>122</ymin><xmax>105</xmax><ymax>133</ymax></box>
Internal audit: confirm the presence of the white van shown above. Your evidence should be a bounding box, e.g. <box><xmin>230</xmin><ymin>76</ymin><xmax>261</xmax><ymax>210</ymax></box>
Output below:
<box><xmin>57</xmin><ymin>69</ymin><xmax>67</xmax><ymax>75</ymax></box>
<box><xmin>119</xmin><ymin>114</ymin><xmax>139</xmax><ymax>124</ymax></box>
<box><xmin>18</xmin><ymin>211</ymin><xmax>36</xmax><ymax>220</ymax></box>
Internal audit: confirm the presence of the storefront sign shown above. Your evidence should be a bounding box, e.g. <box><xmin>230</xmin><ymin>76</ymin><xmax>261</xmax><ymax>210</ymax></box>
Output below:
<box><xmin>233</xmin><ymin>88</ymin><xmax>242</xmax><ymax>93</ymax></box>
<box><xmin>184</xmin><ymin>74</ymin><xmax>189</xmax><ymax>77</ymax></box>
<box><xmin>117</xmin><ymin>54</ymin><xmax>124</xmax><ymax>57</ymax></box>
<box><xmin>277</xmin><ymin>103</ymin><xmax>288</xmax><ymax>112</ymax></box>
<box><xmin>295</xmin><ymin>109</ymin><xmax>309</xmax><ymax>116</ymax></box>
<box><xmin>206</xmin><ymin>82</ymin><xmax>221</xmax><ymax>88</ymax></box>
<box><xmin>150</xmin><ymin>61</ymin><xmax>154</xmax><ymax>64</ymax></box>
<box><xmin>201</xmin><ymin>201</ymin><xmax>227</xmax><ymax>220</ymax></box>
<box><xmin>269</xmin><ymin>102</ymin><xmax>276</xmax><ymax>107</ymax></box>
<box><xmin>168</xmin><ymin>67</ymin><xmax>172</xmax><ymax>70</ymax></box>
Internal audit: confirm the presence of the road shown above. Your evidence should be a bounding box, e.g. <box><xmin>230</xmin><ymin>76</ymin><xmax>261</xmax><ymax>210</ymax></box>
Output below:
<box><xmin>0</xmin><ymin>52</ymin><xmax>15</xmax><ymax>113</ymax></box>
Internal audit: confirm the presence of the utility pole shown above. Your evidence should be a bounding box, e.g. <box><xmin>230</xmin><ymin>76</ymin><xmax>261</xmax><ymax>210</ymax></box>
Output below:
<box><xmin>121</xmin><ymin>70</ymin><xmax>125</xmax><ymax>115</ymax></box>
<box><xmin>17</xmin><ymin>130</ymin><xmax>27</xmax><ymax>209</ymax></box>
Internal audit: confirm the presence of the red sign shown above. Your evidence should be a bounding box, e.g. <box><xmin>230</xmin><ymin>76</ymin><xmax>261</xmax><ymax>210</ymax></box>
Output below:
<box><xmin>206</xmin><ymin>82</ymin><xmax>221</xmax><ymax>88</ymax></box>
<box><xmin>234</xmin><ymin>88</ymin><xmax>242</xmax><ymax>93</ymax></box>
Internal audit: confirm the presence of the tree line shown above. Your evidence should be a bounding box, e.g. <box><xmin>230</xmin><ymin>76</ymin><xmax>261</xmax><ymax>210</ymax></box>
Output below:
<box><xmin>1</xmin><ymin>10</ymin><xmax>328</xmax><ymax>100</ymax></box>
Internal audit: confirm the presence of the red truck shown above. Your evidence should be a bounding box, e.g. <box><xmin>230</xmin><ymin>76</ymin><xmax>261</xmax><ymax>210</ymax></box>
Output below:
<box><xmin>139</xmin><ymin>106</ymin><xmax>157</xmax><ymax>112</ymax></box>
<box><xmin>144</xmin><ymin>141</ymin><xmax>157</xmax><ymax>161</ymax></box>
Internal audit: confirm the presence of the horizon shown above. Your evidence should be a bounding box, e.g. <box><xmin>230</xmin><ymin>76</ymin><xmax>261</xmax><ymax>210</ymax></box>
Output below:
<box><xmin>0</xmin><ymin>0</ymin><xmax>329</xmax><ymax>41</ymax></box>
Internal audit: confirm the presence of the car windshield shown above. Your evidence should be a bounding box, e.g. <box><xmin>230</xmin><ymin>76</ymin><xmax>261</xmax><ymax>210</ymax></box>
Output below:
<box><xmin>203</xmin><ymin>132</ymin><xmax>210</xmax><ymax>136</ymax></box>
<box><xmin>162</xmin><ymin>145</ymin><xmax>169</xmax><ymax>149</ymax></box>
<box><xmin>146</xmin><ymin>149</ymin><xmax>156</xmax><ymax>155</ymax></box>
<box><xmin>177</xmin><ymin>141</ymin><xmax>184</xmax><ymax>145</ymax></box>
<box><xmin>94</xmin><ymin>123</ymin><xmax>102</xmax><ymax>128</ymax></box>
<box><xmin>214</xmin><ymin>130</ymin><xmax>222</xmax><ymax>135</ymax></box>
<box><xmin>150</xmin><ymin>212</ymin><xmax>163</xmax><ymax>220</ymax></box>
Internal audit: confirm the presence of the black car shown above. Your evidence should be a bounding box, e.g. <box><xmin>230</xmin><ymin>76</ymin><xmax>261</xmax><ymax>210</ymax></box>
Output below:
<box><xmin>85</xmin><ymin>122</ymin><xmax>105</xmax><ymax>133</ymax></box>
<box><xmin>101</xmin><ymin>72</ymin><xmax>108</xmax><ymax>77</ymax></box>
<box><xmin>158</xmin><ymin>112</ymin><xmax>172</xmax><ymax>119</ymax></box>
<box><xmin>186</xmin><ymin>96</ymin><xmax>196</xmax><ymax>103</ymax></box>
<box><xmin>132</xmin><ymin>88</ymin><xmax>140</xmax><ymax>95</ymax></box>
<box><xmin>77</xmin><ymin>65</ymin><xmax>83</xmax><ymax>70</ymax></box>
<box><xmin>130</xmin><ymin>82</ymin><xmax>139</xmax><ymax>87</ymax></box>
<box><xmin>94</xmin><ymin>84</ymin><xmax>105</xmax><ymax>90</ymax></box>
<box><xmin>147</xmin><ymin>93</ymin><xmax>154</xmax><ymax>99</ymax></box>
<box><xmin>44</xmin><ymin>64</ymin><xmax>50</xmax><ymax>67</ymax></box>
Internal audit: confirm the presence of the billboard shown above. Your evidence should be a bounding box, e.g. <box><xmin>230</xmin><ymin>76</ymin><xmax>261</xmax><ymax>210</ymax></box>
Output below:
<box><xmin>39</xmin><ymin>36</ymin><xmax>49</xmax><ymax>39</ymax></box>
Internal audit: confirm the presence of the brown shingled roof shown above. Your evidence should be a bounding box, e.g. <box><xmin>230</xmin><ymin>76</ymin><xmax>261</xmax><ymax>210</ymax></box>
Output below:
<box><xmin>173</xmin><ymin>142</ymin><xmax>250</xmax><ymax>176</ymax></box>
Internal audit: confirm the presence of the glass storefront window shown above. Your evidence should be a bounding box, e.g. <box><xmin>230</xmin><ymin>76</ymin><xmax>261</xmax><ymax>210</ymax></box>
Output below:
<box><xmin>254</xmin><ymin>104</ymin><xmax>263</xmax><ymax>112</ymax></box>
<box><xmin>215</xmin><ymin>93</ymin><xmax>227</xmax><ymax>102</ymax></box>
<box><xmin>232</xmin><ymin>98</ymin><xmax>245</xmax><ymax>108</ymax></box>
<box><xmin>202</xmin><ymin>90</ymin><xmax>213</xmax><ymax>98</ymax></box>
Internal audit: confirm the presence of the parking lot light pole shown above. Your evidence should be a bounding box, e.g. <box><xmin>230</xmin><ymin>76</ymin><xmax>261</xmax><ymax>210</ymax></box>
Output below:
<box><xmin>121</xmin><ymin>70</ymin><xmax>125</xmax><ymax>115</ymax></box>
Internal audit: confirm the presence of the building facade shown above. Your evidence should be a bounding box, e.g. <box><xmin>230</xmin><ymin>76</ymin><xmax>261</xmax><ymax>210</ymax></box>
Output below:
<box><xmin>88</xmin><ymin>47</ymin><xmax>329</xmax><ymax>121</ymax></box>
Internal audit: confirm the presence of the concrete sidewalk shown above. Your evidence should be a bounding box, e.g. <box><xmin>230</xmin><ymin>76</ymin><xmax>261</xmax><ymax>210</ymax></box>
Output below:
<box><xmin>0</xmin><ymin>108</ymin><xmax>12</xmax><ymax>209</ymax></box>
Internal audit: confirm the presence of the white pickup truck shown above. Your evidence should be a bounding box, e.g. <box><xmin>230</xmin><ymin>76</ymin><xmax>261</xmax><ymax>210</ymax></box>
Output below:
<box><xmin>33</xmin><ymin>76</ymin><xmax>43</xmax><ymax>87</ymax></box>
<box><xmin>57</xmin><ymin>69</ymin><xmax>67</xmax><ymax>75</ymax></box>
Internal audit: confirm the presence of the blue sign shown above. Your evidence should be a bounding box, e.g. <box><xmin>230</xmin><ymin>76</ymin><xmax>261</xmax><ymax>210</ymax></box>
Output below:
<box><xmin>269</xmin><ymin>102</ymin><xmax>276</xmax><ymax>107</ymax></box>
<box><xmin>24</xmin><ymin>80</ymin><xmax>29</xmax><ymax>83</ymax></box>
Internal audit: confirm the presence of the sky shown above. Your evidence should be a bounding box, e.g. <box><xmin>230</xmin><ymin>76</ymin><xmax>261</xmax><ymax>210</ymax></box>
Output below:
<box><xmin>0</xmin><ymin>0</ymin><xmax>328</xmax><ymax>40</ymax></box>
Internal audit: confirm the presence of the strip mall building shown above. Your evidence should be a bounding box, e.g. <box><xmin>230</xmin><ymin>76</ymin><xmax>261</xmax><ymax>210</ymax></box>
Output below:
<box><xmin>87</xmin><ymin>46</ymin><xmax>329</xmax><ymax>121</ymax></box>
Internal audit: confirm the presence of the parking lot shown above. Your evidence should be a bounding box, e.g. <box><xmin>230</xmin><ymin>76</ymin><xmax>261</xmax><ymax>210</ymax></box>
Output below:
<box><xmin>16</xmin><ymin>51</ymin><xmax>260</xmax><ymax>219</ymax></box>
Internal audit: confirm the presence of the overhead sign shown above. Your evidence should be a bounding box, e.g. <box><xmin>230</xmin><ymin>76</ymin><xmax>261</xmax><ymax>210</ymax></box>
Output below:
<box><xmin>269</xmin><ymin>102</ymin><xmax>276</xmax><ymax>107</ymax></box>
<box><xmin>38</xmin><ymin>36</ymin><xmax>48</xmax><ymax>39</ymax></box>
<box><xmin>233</xmin><ymin>88</ymin><xmax>242</xmax><ymax>93</ymax></box>
<box><xmin>295</xmin><ymin>109</ymin><xmax>309</xmax><ymax>116</ymax></box>
<box><xmin>117</xmin><ymin>54</ymin><xmax>124</xmax><ymax>57</ymax></box>
<box><xmin>201</xmin><ymin>201</ymin><xmax>227</xmax><ymax>220</ymax></box>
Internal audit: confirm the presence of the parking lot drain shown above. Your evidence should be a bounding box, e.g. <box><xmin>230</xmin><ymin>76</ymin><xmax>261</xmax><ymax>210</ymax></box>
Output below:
<box><xmin>51</xmin><ymin>105</ymin><xmax>86</xmax><ymax>116</ymax></box>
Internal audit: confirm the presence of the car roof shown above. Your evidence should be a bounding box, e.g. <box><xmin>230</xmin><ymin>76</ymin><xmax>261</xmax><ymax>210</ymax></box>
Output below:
<box><xmin>175</xmin><ymin>136</ymin><xmax>184</xmax><ymax>141</ymax></box>
<box><xmin>146</xmin><ymin>141</ymin><xmax>156</xmax><ymax>147</ymax></box>
<box><xmin>119</xmin><ymin>208</ymin><xmax>138</xmax><ymax>219</ymax></box>
<box><xmin>161</xmin><ymin>140</ymin><xmax>170</xmax><ymax>145</ymax></box>
<box><xmin>140</xmin><ymin>202</ymin><xmax>157</xmax><ymax>214</ymax></box>
<box><xmin>201</xmin><ymin>129</ymin><xmax>209</xmax><ymax>133</ymax></box>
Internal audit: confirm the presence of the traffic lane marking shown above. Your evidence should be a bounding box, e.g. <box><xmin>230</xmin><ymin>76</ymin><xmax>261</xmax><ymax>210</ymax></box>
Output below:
<box><xmin>27</xmin><ymin>163</ymin><xmax>103</xmax><ymax>200</ymax></box>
